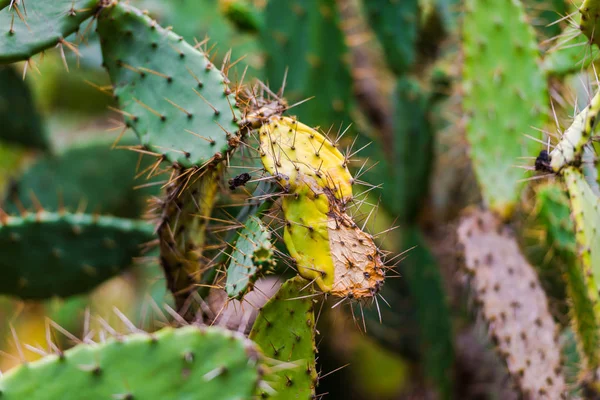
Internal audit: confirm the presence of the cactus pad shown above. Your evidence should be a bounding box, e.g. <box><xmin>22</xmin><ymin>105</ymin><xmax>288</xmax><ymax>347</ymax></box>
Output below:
<box><xmin>225</xmin><ymin>216</ymin><xmax>274</xmax><ymax>299</ymax></box>
<box><xmin>4</xmin><ymin>138</ymin><xmax>160</xmax><ymax>218</ymax></box>
<box><xmin>535</xmin><ymin>183</ymin><xmax>600</xmax><ymax>371</ymax></box>
<box><xmin>249</xmin><ymin>276</ymin><xmax>317</xmax><ymax>399</ymax></box>
<box><xmin>97</xmin><ymin>2</ymin><xmax>242</xmax><ymax>168</ymax></box>
<box><xmin>259</xmin><ymin>116</ymin><xmax>385</xmax><ymax>298</ymax></box>
<box><xmin>259</xmin><ymin>115</ymin><xmax>352</xmax><ymax>202</ymax></box>
<box><xmin>0</xmin><ymin>326</ymin><xmax>262</xmax><ymax>399</ymax></box>
<box><xmin>0</xmin><ymin>211</ymin><xmax>154</xmax><ymax>299</ymax></box>
<box><xmin>457</xmin><ymin>209</ymin><xmax>567</xmax><ymax>398</ymax></box>
<box><xmin>0</xmin><ymin>65</ymin><xmax>48</xmax><ymax>149</ymax></box>
<box><xmin>580</xmin><ymin>0</ymin><xmax>600</xmax><ymax>47</ymax></box>
<box><xmin>563</xmin><ymin>167</ymin><xmax>600</xmax><ymax>290</ymax></box>
<box><xmin>363</xmin><ymin>0</ymin><xmax>419</xmax><ymax>74</ymax></box>
<box><xmin>463</xmin><ymin>0</ymin><xmax>548</xmax><ymax>219</ymax></box>
<box><xmin>545</xmin><ymin>91</ymin><xmax>600</xmax><ymax>173</ymax></box>
<box><xmin>157</xmin><ymin>165</ymin><xmax>221</xmax><ymax>310</ymax></box>
<box><xmin>0</xmin><ymin>0</ymin><xmax>99</xmax><ymax>64</ymax></box>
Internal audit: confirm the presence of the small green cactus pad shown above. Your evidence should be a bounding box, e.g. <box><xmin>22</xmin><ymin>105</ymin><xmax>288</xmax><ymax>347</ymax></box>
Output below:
<box><xmin>0</xmin><ymin>326</ymin><xmax>262</xmax><ymax>399</ymax></box>
<box><xmin>580</xmin><ymin>0</ymin><xmax>600</xmax><ymax>48</ymax></box>
<box><xmin>547</xmin><ymin>91</ymin><xmax>600</xmax><ymax>173</ymax></box>
<box><xmin>463</xmin><ymin>0</ymin><xmax>548</xmax><ymax>219</ymax></box>
<box><xmin>535</xmin><ymin>183</ymin><xmax>600</xmax><ymax>371</ymax></box>
<box><xmin>0</xmin><ymin>65</ymin><xmax>48</xmax><ymax>149</ymax></box>
<box><xmin>249</xmin><ymin>276</ymin><xmax>317</xmax><ymax>399</ymax></box>
<box><xmin>0</xmin><ymin>211</ymin><xmax>154</xmax><ymax>299</ymax></box>
<box><xmin>157</xmin><ymin>165</ymin><xmax>221</xmax><ymax>310</ymax></box>
<box><xmin>363</xmin><ymin>0</ymin><xmax>419</xmax><ymax>74</ymax></box>
<box><xmin>261</xmin><ymin>0</ymin><xmax>353</xmax><ymax>128</ymax></box>
<box><xmin>457</xmin><ymin>209</ymin><xmax>567</xmax><ymax>398</ymax></box>
<box><xmin>0</xmin><ymin>0</ymin><xmax>99</xmax><ymax>64</ymax></box>
<box><xmin>225</xmin><ymin>216</ymin><xmax>274</xmax><ymax>299</ymax></box>
<box><xmin>563</xmin><ymin>167</ymin><xmax>600</xmax><ymax>290</ymax></box>
<box><xmin>97</xmin><ymin>2</ymin><xmax>242</xmax><ymax>168</ymax></box>
<box><xmin>4</xmin><ymin>138</ymin><xmax>160</xmax><ymax>218</ymax></box>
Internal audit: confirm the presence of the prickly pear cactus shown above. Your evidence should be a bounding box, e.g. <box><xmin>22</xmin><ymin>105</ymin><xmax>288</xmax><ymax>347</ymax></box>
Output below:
<box><xmin>0</xmin><ymin>0</ymin><xmax>99</xmax><ymax>64</ymax></box>
<box><xmin>97</xmin><ymin>1</ymin><xmax>242</xmax><ymax>168</ymax></box>
<box><xmin>249</xmin><ymin>276</ymin><xmax>318</xmax><ymax>399</ymax></box>
<box><xmin>563</xmin><ymin>167</ymin><xmax>600</xmax><ymax>294</ymax></box>
<box><xmin>156</xmin><ymin>165</ymin><xmax>222</xmax><ymax>310</ymax></box>
<box><xmin>538</xmin><ymin>91</ymin><xmax>600</xmax><ymax>174</ymax></box>
<box><xmin>259</xmin><ymin>116</ymin><xmax>385</xmax><ymax>298</ymax></box>
<box><xmin>580</xmin><ymin>0</ymin><xmax>600</xmax><ymax>47</ymax></box>
<box><xmin>457</xmin><ymin>209</ymin><xmax>567</xmax><ymax>398</ymax></box>
<box><xmin>225</xmin><ymin>215</ymin><xmax>274</xmax><ymax>299</ymax></box>
<box><xmin>0</xmin><ymin>65</ymin><xmax>48</xmax><ymax>149</ymax></box>
<box><xmin>363</xmin><ymin>0</ymin><xmax>419</xmax><ymax>74</ymax></box>
<box><xmin>535</xmin><ymin>183</ymin><xmax>600</xmax><ymax>371</ymax></box>
<box><xmin>261</xmin><ymin>0</ymin><xmax>353</xmax><ymax>127</ymax></box>
<box><xmin>463</xmin><ymin>0</ymin><xmax>548</xmax><ymax>219</ymax></box>
<box><xmin>0</xmin><ymin>211</ymin><xmax>154</xmax><ymax>299</ymax></box>
<box><xmin>0</xmin><ymin>326</ymin><xmax>263</xmax><ymax>399</ymax></box>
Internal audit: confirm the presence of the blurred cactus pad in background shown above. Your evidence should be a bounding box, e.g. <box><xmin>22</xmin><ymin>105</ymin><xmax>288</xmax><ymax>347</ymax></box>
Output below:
<box><xmin>4</xmin><ymin>0</ymin><xmax>600</xmax><ymax>399</ymax></box>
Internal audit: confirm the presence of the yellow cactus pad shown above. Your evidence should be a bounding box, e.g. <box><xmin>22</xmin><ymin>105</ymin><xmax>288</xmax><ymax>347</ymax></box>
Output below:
<box><xmin>259</xmin><ymin>115</ymin><xmax>353</xmax><ymax>202</ymax></box>
<box><xmin>281</xmin><ymin>183</ymin><xmax>385</xmax><ymax>298</ymax></box>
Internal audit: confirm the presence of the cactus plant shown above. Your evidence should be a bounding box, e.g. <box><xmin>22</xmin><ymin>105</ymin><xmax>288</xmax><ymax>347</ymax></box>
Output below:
<box><xmin>97</xmin><ymin>1</ymin><xmax>242</xmax><ymax>168</ymax></box>
<box><xmin>225</xmin><ymin>215</ymin><xmax>274</xmax><ymax>299</ymax></box>
<box><xmin>0</xmin><ymin>0</ymin><xmax>99</xmax><ymax>64</ymax></box>
<box><xmin>0</xmin><ymin>326</ymin><xmax>264</xmax><ymax>399</ymax></box>
<box><xmin>0</xmin><ymin>211</ymin><xmax>154</xmax><ymax>299</ymax></box>
<box><xmin>463</xmin><ymin>0</ymin><xmax>548</xmax><ymax>219</ymax></box>
<box><xmin>249</xmin><ymin>276</ymin><xmax>318</xmax><ymax>399</ymax></box>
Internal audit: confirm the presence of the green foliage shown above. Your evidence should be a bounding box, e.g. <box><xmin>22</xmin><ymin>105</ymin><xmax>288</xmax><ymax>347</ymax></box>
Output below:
<box><xmin>0</xmin><ymin>65</ymin><xmax>48</xmax><ymax>149</ymax></box>
<box><xmin>543</xmin><ymin>26</ymin><xmax>598</xmax><ymax>76</ymax></box>
<box><xmin>225</xmin><ymin>216</ymin><xmax>274</xmax><ymax>299</ymax></box>
<box><xmin>249</xmin><ymin>276</ymin><xmax>318</xmax><ymax>399</ymax></box>
<box><xmin>261</xmin><ymin>0</ymin><xmax>353</xmax><ymax>127</ymax></box>
<box><xmin>363</xmin><ymin>0</ymin><xmax>419</xmax><ymax>74</ymax></box>
<box><xmin>97</xmin><ymin>2</ymin><xmax>242</xmax><ymax>168</ymax></box>
<box><xmin>0</xmin><ymin>0</ymin><xmax>99</xmax><ymax>64</ymax></box>
<box><xmin>3</xmin><ymin>137</ymin><xmax>160</xmax><ymax>218</ymax></box>
<box><xmin>0</xmin><ymin>326</ymin><xmax>263</xmax><ymax>399</ymax></box>
<box><xmin>463</xmin><ymin>0</ymin><xmax>548</xmax><ymax>219</ymax></box>
<box><xmin>0</xmin><ymin>211</ymin><xmax>154</xmax><ymax>299</ymax></box>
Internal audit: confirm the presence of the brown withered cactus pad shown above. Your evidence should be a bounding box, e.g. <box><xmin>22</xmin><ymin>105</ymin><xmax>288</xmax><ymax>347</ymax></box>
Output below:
<box><xmin>457</xmin><ymin>209</ymin><xmax>567</xmax><ymax>399</ymax></box>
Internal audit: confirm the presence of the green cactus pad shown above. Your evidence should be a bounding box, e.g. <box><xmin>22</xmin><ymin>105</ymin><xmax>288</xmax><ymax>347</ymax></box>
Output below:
<box><xmin>535</xmin><ymin>183</ymin><xmax>600</xmax><ymax>371</ymax></box>
<box><xmin>363</xmin><ymin>0</ymin><xmax>419</xmax><ymax>74</ymax></box>
<box><xmin>97</xmin><ymin>2</ymin><xmax>242</xmax><ymax>168</ymax></box>
<box><xmin>563</xmin><ymin>167</ymin><xmax>600</xmax><ymax>290</ymax></box>
<box><xmin>0</xmin><ymin>326</ymin><xmax>262</xmax><ymax>399</ymax></box>
<box><xmin>262</xmin><ymin>0</ymin><xmax>353</xmax><ymax>127</ymax></box>
<box><xmin>580</xmin><ymin>0</ymin><xmax>600</xmax><ymax>48</ymax></box>
<box><xmin>225</xmin><ymin>216</ymin><xmax>274</xmax><ymax>299</ymax></box>
<box><xmin>0</xmin><ymin>0</ymin><xmax>99</xmax><ymax>64</ymax></box>
<box><xmin>463</xmin><ymin>0</ymin><xmax>548</xmax><ymax>219</ymax></box>
<box><xmin>221</xmin><ymin>0</ymin><xmax>263</xmax><ymax>34</ymax></box>
<box><xmin>548</xmin><ymin>91</ymin><xmax>600</xmax><ymax>173</ymax></box>
<box><xmin>249</xmin><ymin>276</ymin><xmax>317</xmax><ymax>399</ymax></box>
<box><xmin>4</xmin><ymin>138</ymin><xmax>160</xmax><ymax>218</ymax></box>
<box><xmin>0</xmin><ymin>211</ymin><xmax>154</xmax><ymax>299</ymax></box>
<box><xmin>457</xmin><ymin>209</ymin><xmax>567</xmax><ymax>398</ymax></box>
<box><xmin>0</xmin><ymin>65</ymin><xmax>48</xmax><ymax>149</ymax></box>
